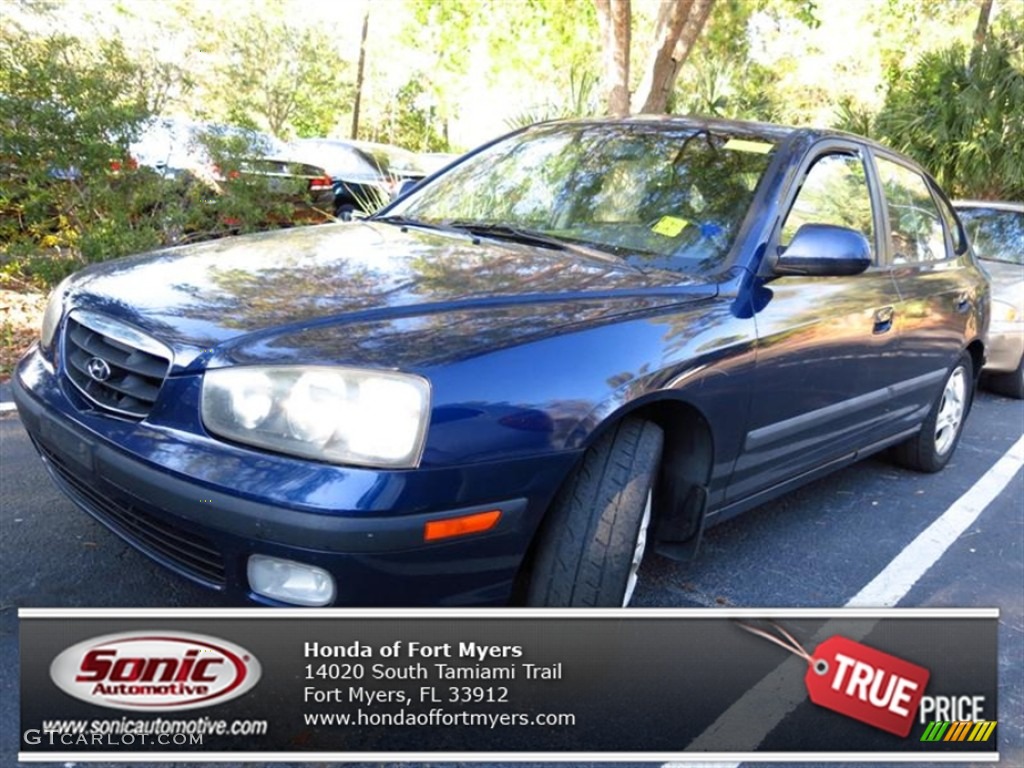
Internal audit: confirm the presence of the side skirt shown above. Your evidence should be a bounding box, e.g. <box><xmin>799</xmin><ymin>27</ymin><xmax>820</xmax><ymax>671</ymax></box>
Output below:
<box><xmin>705</xmin><ymin>425</ymin><xmax>921</xmax><ymax>527</ymax></box>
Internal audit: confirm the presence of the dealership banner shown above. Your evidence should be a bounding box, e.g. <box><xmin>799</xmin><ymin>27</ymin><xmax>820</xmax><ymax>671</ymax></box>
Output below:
<box><xmin>20</xmin><ymin>608</ymin><xmax>999</xmax><ymax>762</ymax></box>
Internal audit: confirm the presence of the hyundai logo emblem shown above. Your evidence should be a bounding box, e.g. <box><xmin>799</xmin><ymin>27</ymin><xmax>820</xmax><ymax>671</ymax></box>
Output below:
<box><xmin>85</xmin><ymin>357</ymin><xmax>112</xmax><ymax>382</ymax></box>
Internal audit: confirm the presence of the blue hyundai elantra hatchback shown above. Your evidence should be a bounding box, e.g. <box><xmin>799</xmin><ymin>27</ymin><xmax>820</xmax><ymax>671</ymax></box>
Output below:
<box><xmin>14</xmin><ymin>117</ymin><xmax>989</xmax><ymax>607</ymax></box>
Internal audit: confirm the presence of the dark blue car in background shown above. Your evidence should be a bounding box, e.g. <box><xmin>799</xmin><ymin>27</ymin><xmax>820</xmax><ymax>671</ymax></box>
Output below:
<box><xmin>13</xmin><ymin>117</ymin><xmax>988</xmax><ymax>607</ymax></box>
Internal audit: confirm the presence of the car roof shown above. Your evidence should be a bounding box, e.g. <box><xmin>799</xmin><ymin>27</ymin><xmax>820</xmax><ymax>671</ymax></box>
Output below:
<box><xmin>539</xmin><ymin>114</ymin><xmax>856</xmax><ymax>142</ymax></box>
<box><xmin>953</xmin><ymin>200</ymin><xmax>1024</xmax><ymax>213</ymax></box>
<box><xmin>528</xmin><ymin>115</ymin><xmax>958</xmax><ymax>191</ymax></box>
<box><xmin>535</xmin><ymin>114</ymin><xmax>925</xmax><ymax>169</ymax></box>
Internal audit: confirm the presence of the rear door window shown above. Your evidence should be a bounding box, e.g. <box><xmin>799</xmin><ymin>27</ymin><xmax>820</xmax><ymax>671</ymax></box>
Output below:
<box><xmin>876</xmin><ymin>157</ymin><xmax>949</xmax><ymax>264</ymax></box>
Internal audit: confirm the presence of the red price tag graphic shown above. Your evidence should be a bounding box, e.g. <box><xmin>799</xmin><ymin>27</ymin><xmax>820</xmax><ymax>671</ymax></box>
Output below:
<box><xmin>805</xmin><ymin>635</ymin><xmax>930</xmax><ymax>737</ymax></box>
<box><xmin>739</xmin><ymin>623</ymin><xmax>931</xmax><ymax>738</ymax></box>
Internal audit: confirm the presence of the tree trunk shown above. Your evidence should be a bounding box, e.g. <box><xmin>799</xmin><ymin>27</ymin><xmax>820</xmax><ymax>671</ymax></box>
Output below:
<box><xmin>972</xmin><ymin>0</ymin><xmax>994</xmax><ymax>53</ymax></box>
<box><xmin>350</xmin><ymin>3</ymin><xmax>371</xmax><ymax>140</ymax></box>
<box><xmin>635</xmin><ymin>0</ymin><xmax>715</xmax><ymax>114</ymax></box>
<box><xmin>595</xmin><ymin>0</ymin><xmax>632</xmax><ymax>116</ymax></box>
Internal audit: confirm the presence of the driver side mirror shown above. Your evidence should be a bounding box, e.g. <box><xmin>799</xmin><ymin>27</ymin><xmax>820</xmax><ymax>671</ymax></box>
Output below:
<box><xmin>774</xmin><ymin>223</ymin><xmax>872</xmax><ymax>277</ymax></box>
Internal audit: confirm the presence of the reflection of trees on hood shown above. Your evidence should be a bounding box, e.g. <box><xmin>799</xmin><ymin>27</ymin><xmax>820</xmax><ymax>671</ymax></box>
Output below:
<box><xmin>261</xmin><ymin>295</ymin><xmax>672</xmax><ymax>370</ymax></box>
<box><xmin>406</xmin><ymin>246</ymin><xmax>649</xmax><ymax>299</ymax></box>
<box><xmin>176</xmin><ymin>259</ymin><xmax>386</xmax><ymax>331</ymax></box>
<box><xmin>78</xmin><ymin>220</ymin><xmax>701</xmax><ymax>369</ymax></box>
<box><xmin>161</xmin><ymin>224</ymin><xmax>681</xmax><ymax>347</ymax></box>
<box><xmin>185</xmin><ymin>238</ymin><xmax>649</xmax><ymax>328</ymax></box>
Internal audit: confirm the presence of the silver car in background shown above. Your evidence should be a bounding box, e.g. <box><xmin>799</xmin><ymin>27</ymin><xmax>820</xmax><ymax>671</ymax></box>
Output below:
<box><xmin>956</xmin><ymin>200</ymin><xmax>1024</xmax><ymax>398</ymax></box>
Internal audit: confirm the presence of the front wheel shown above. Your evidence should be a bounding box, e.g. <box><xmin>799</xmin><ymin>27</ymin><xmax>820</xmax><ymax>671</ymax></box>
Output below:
<box><xmin>986</xmin><ymin>355</ymin><xmax>1024</xmax><ymax>400</ymax></box>
<box><xmin>526</xmin><ymin>418</ymin><xmax>663</xmax><ymax>607</ymax></box>
<box><xmin>892</xmin><ymin>353</ymin><xmax>973</xmax><ymax>472</ymax></box>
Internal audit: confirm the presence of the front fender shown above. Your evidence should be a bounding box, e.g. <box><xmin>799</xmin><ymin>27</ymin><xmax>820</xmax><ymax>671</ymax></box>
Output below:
<box><xmin>419</xmin><ymin>296</ymin><xmax>757</xmax><ymax>472</ymax></box>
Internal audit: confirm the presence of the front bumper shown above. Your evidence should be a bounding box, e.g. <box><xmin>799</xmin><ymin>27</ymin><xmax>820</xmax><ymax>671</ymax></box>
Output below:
<box><xmin>983</xmin><ymin>321</ymin><xmax>1024</xmax><ymax>373</ymax></box>
<box><xmin>13</xmin><ymin>349</ymin><xmax>577</xmax><ymax>605</ymax></box>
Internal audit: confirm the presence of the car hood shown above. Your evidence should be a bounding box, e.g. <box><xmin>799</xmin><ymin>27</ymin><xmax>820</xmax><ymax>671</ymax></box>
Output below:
<box><xmin>64</xmin><ymin>221</ymin><xmax>717</xmax><ymax>372</ymax></box>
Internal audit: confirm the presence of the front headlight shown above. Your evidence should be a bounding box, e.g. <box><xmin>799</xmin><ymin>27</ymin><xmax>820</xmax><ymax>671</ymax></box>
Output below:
<box><xmin>40</xmin><ymin>276</ymin><xmax>73</xmax><ymax>351</ymax></box>
<box><xmin>991</xmin><ymin>299</ymin><xmax>1020</xmax><ymax>324</ymax></box>
<box><xmin>201</xmin><ymin>366</ymin><xmax>431</xmax><ymax>468</ymax></box>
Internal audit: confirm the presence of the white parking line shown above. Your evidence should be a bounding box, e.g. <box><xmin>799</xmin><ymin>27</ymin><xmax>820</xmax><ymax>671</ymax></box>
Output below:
<box><xmin>0</xmin><ymin>402</ymin><xmax>16</xmax><ymax>413</ymax></box>
<box><xmin>848</xmin><ymin>433</ymin><xmax>1024</xmax><ymax>607</ymax></box>
<box><xmin>665</xmin><ymin>434</ymin><xmax>1024</xmax><ymax>764</ymax></box>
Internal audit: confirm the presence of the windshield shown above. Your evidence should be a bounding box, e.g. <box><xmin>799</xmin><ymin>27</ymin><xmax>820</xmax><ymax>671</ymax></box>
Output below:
<box><xmin>957</xmin><ymin>207</ymin><xmax>1024</xmax><ymax>265</ymax></box>
<box><xmin>386</xmin><ymin>123</ymin><xmax>777</xmax><ymax>274</ymax></box>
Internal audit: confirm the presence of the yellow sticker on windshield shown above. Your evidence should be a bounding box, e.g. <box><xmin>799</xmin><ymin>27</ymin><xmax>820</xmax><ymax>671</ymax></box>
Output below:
<box><xmin>651</xmin><ymin>215</ymin><xmax>689</xmax><ymax>237</ymax></box>
<box><xmin>724</xmin><ymin>138</ymin><xmax>773</xmax><ymax>154</ymax></box>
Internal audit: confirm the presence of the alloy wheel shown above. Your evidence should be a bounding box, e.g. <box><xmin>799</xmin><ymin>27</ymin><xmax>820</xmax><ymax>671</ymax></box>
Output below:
<box><xmin>934</xmin><ymin>366</ymin><xmax>967</xmax><ymax>456</ymax></box>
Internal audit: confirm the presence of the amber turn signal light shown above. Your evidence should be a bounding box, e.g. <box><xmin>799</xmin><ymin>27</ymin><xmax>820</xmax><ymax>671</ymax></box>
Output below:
<box><xmin>424</xmin><ymin>510</ymin><xmax>502</xmax><ymax>542</ymax></box>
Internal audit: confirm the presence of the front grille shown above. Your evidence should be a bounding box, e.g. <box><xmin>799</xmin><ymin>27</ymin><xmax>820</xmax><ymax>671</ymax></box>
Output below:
<box><xmin>63</xmin><ymin>311</ymin><xmax>171</xmax><ymax>419</ymax></box>
<box><xmin>35</xmin><ymin>438</ymin><xmax>226</xmax><ymax>587</ymax></box>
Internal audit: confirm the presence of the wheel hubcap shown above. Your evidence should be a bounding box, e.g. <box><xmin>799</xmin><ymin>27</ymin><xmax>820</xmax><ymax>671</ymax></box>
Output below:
<box><xmin>623</xmin><ymin>491</ymin><xmax>652</xmax><ymax>607</ymax></box>
<box><xmin>934</xmin><ymin>366</ymin><xmax>967</xmax><ymax>456</ymax></box>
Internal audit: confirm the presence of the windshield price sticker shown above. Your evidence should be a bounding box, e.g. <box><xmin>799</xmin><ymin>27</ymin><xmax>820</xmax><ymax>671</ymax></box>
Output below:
<box><xmin>651</xmin><ymin>215</ymin><xmax>690</xmax><ymax>237</ymax></box>
<box><xmin>723</xmin><ymin>138</ymin><xmax>774</xmax><ymax>154</ymax></box>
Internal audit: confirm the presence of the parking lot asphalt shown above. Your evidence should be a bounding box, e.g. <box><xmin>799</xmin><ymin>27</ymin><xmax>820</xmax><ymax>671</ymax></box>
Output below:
<box><xmin>1</xmin><ymin>389</ymin><xmax>1021</xmax><ymax>768</ymax></box>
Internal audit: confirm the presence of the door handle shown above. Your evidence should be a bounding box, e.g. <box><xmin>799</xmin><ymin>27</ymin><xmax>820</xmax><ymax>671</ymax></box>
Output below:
<box><xmin>873</xmin><ymin>306</ymin><xmax>895</xmax><ymax>334</ymax></box>
<box><xmin>956</xmin><ymin>293</ymin><xmax>971</xmax><ymax>313</ymax></box>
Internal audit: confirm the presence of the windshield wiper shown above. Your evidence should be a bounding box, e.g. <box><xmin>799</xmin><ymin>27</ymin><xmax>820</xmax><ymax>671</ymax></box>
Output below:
<box><xmin>379</xmin><ymin>216</ymin><xmax>644</xmax><ymax>272</ymax></box>
<box><xmin>451</xmin><ymin>221</ymin><xmax>652</xmax><ymax>272</ymax></box>
<box><xmin>373</xmin><ymin>216</ymin><xmax>532</xmax><ymax>245</ymax></box>
<box><xmin>442</xmin><ymin>221</ymin><xmax>569</xmax><ymax>250</ymax></box>
<box><xmin>371</xmin><ymin>214</ymin><xmax>458</xmax><ymax>234</ymax></box>
<box><xmin>374</xmin><ymin>216</ymin><xmax>562</xmax><ymax>249</ymax></box>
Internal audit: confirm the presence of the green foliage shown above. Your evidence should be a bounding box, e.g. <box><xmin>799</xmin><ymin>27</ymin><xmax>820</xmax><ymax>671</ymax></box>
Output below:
<box><xmin>673</xmin><ymin>57</ymin><xmax>785</xmax><ymax>121</ymax></box>
<box><xmin>872</xmin><ymin>33</ymin><xmax>1024</xmax><ymax>200</ymax></box>
<box><xmin>3</xmin><ymin>0</ymin><xmax>1019</xmax><ymax>290</ymax></box>
<box><xmin>832</xmin><ymin>97</ymin><xmax>876</xmax><ymax>138</ymax></box>
<box><xmin>0</xmin><ymin>24</ymin><xmax>155</xmax><ymax>285</ymax></box>
<box><xmin>671</xmin><ymin>0</ymin><xmax>814</xmax><ymax>122</ymax></box>
<box><xmin>366</xmin><ymin>77</ymin><xmax>449</xmax><ymax>152</ymax></box>
<box><xmin>196</xmin><ymin>8</ymin><xmax>352</xmax><ymax>139</ymax></box>
<box><xmin>402</xmin><ymin>0</ymin><xmax>599</xmax><ymax>138</ymax></box>
<box><xmin>504</xmin><ymin>68</ymin><xmax>599</xmax><ymax>130</ymax></box>
<box><xmin>0</xmin><ymin>25</ymin><xmax>324</xmax><ymax>290</ymax></box>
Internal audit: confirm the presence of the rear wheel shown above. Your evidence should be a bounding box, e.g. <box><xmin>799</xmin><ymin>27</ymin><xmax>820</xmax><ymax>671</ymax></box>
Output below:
<box><xmin>526</xmin><ymin>418</ymin><xmax>663</xmax><ymax>607</ymax></box>
<box><xmin>892</xmin><ymin>353</ymin><xmax>973</xmax><ymax>472</ymax></box>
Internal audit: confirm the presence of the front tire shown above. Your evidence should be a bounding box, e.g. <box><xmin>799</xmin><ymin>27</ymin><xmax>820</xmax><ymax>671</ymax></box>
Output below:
<box><xmin>526</xmin><ymin>418</ymin><xmax>663</xmax><ymax>607</ymax></box>
<box><xmin>986</xmin><ymin>355</ymin><xmax>1024</xmax><ymax>400</ymax></box>
<box><xmin>892</xmin><ymin>353</ymin><xmax>973</xmax><ymax>472</ymax></box>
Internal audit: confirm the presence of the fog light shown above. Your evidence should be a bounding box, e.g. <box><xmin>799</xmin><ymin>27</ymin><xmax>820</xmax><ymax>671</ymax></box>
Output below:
<box><xmin>247</xmin><ymin>555</ymin><xmax>336</xmax><ymax>606</ymax></box>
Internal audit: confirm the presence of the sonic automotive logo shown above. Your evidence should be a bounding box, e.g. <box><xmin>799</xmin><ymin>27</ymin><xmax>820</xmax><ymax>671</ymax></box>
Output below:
<box><xmin>49</xmin><ymin>631</ymin><xmax>261</xmax><ymax>711</ymax></box>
